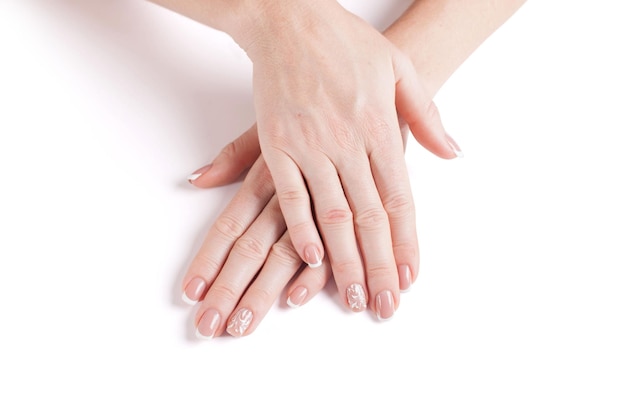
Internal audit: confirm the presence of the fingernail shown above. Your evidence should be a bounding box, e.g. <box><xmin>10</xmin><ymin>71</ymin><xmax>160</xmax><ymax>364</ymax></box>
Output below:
<box><xmin>187</xmin><ymin>164</ymin><xmax>213</xmax><ymax>183</ymax></box>
<box><xmin>346</xmin><ymin>283</ymin><xmax>367</xmax><ymax>312</ymax></box>
<box><xmin>304</xmin><ymin>245</ymin><xmax>323</xmax><ymax>268</ymax></box>
<box><xmin>182</xmin><ymin>277</ymin><xmax>207</xmax><ymax>305</ymax></box>
<box><xmin>196</xmin><ymin>309</ymin><xmax>221</xmax><ymax>340</ymax></box>
<box><xmin>446</xmin><ymin>134</ymin><xmax>464</xmax><ymax>158</ymax></box>
<box><xmin>287</xmin><ymin>286</ymin><xmax>308</xmax><ymax>308</ymax></box>
<box><xmin>226</xmin><ymin>308</ymin><xmax>253</xmax><ymax>337</ymax></box>
<box><xmin>398</xmin><ymin>265</ymin><xmax>412</xmax><ymax>293</ymax></box>
<box><xmin>376</xmin><ymin>290</ymin><xmax>395</xmax><ymax>321</ymax></box>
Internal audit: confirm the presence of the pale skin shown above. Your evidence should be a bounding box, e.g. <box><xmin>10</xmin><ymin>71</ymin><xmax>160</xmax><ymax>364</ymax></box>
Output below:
<box><xmin>149</xmin><ymin>0</ymin><xmax>526</xmax><ymax>337</ymax></box>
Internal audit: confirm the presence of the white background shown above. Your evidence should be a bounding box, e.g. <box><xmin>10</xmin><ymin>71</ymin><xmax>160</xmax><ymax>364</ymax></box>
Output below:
<box><xmin>1</xmin><ymin>1</ymin><xmax>624</xmax><ymax>415</ymax></box>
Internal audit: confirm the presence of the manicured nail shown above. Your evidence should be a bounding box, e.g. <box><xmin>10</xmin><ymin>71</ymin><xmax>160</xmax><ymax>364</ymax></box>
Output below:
<box><xmin>187</xmin><ymin>164</ymin><xmax>213</xmax><ymax>183</ymax></box>
<box><xmin>287</xmin><ymin>286</ymin><xmax>308</xmax><ymax>308</ymax></box>
<box><xmin>376</xmin><ymin>290</ymin><xmax>395</xmax><ymax>321</ymax></box>
<box><xmin>346</xmin><ymin>283</ymin><xmax>367</xmax><ymax>312</ymax></box>
<box><xmin>304</xmin><ymin>245</ymin><xmax>322</xmax><ymax>268</ymax></box>
<box><xmin>398</xmin><ymin>265</ymin><xmax>412</xmax><ymax>293</ymax></box>
<box><xmin>182</xmin><ymin>277</ymin><xmax>207</xmax><ymax>305</ymax></box>
<box><xmin>446</xmin><ymin>134</ymin><xmax>464</xmax><ymax>158</ymax></box>
<box><xmin>196</xmin><ymin>309</ymin><xmax>221</xmax><ymax>340</ymax></box>
<box><xmin>226</xmin><ymin>308</ymin><xmax>253</xmax><ymax>337</ymax></box>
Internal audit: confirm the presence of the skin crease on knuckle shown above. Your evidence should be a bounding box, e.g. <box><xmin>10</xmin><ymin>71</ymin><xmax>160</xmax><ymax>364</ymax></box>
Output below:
<box><xmin>269</xmin><ymin>241</ymin><xmax>302</xmax><ymax>266</ymax></box>
<box><xmin>354</xmin><ymin>206</ymin><xmax>389</xmax><ymax>232</ymax></box>
<box><xmin>232</xmin><ymin>235</ymin><xmax>268</xmax><ymax>262</ymax></box>
<box><xmin>213</xmin><ymin>213</ymin><xmax>247</xmax><ymax>241</ymax></box>
<box><xmin>382</xmin><ymin>192</ymin><xmax>415</xmax><ymax>220</ymax></box>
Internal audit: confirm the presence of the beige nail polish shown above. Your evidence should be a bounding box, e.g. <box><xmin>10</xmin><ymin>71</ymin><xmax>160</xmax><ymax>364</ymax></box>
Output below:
<box><xmin>376</xmin><ymin>290</ymin><xmax>395</xmax><ymax>321</ymax></box>
<box><xmin>287</xmin><ymin>286</ymin><xmax>308</xmax><ymax>308</ymax></box>
<box><xmin>196</xmin><ymin>309</ymin><xmax>221</xmax><ymax>340</ymax></box>
<box><xmin>182</xmin><ymin>277</ymin><xmax>207</xmax><ymax>305</ymax></box>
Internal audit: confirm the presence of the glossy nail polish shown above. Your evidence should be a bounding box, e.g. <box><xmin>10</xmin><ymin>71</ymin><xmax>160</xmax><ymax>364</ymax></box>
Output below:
<box><xmin>304</xmin><ymin>245</ymin><xmax>322</xmax><ymax>268</ymax></box>
<box><xmin>187</xmin><ymin>164</ymin><xmax>213</xmax><ymax>183</ymax></box>
<box><xmin>446</xmin><ymin>134</ymin><xmax>464</xmax><ymax>158</ymax></box>
<box><xmin>182</xmin><ymin>277</ymin><xmax>207</xmax><ymax>305</ymax></box>
<box><xmin>376</xmin><ymin>290</ymin><xmax>395</xmax><ymax>321</ymax></box>
<box><xmin>226</xmin><ymin>308</ymin><xmax>253</xmax><ymax>337</ymax></box>
<box><xmin>346</xmin><ymin>283</ymin><xmax>367</xmax><ymax>312</ymax></box>
<box><xmin>196</xmin><ymin>309</ymin><xmax>221</xmax><ymax>340</ymax></box>
<box><xmin>287</xmin><ymin>286</ymin><xmax>308</xmax><ymax>308</ymax></box>
<box><xmin>398</xmin><ymin>265</ymin><xmax>412</xmax><ymax>293</ymax></box>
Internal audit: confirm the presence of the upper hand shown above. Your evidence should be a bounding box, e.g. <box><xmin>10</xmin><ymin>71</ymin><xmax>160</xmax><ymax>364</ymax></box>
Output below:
<box><xmin>243</xmin><ymin>3</ymin><xmax>459</xmax><ymax>318</ymax></box>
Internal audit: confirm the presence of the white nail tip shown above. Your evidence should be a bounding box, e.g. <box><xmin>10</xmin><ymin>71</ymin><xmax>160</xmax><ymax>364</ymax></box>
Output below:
<box><xmin>453</xmin><ymin>149</ymin><xmax>465</xmax><ymax>158</ymax></box>
<box><xmin>307</xmin><ymin>259</ymin><xmax>322</xmax><ymax>268</ymax></box>
<box><xmin>181</xmin><ymin>292</ymin><xmax>197</xmax><ymax>306</ymax></box>
<box><xmin>195</xmin><ymin>328</ymin><xmax>213</xmax><ymax>340</ymax></box>
<box><xmin>187</xmin><ymin>173</ymin><xmax>202</xmax><ymax>182</ymax></box>
<box><xmin>286</xmin><ymin>297</ymin><xmax>300</xmax><ymax>308</ymax></box>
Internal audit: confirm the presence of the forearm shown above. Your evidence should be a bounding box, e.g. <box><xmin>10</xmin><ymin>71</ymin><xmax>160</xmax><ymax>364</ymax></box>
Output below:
<box><xmin>384</xmin><ymin>0</ymin><xmax>526</xmax><ymax>97</ymax></box>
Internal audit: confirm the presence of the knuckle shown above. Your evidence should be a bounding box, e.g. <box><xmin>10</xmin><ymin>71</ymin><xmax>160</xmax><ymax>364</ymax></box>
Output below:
<box><xmin>365</xmin><ymin>264</ymin><xmax>397</xmax><ymax>282</ymax></box>
<box><xmin>214</xmin><ymin>214</ymin><xmax>247</xmax><ymax>240</ymax></box>
<box><xmin>355</xmin><ymin>207</ymin><xmax>388</xmax><ymax>230</ymax></box>
<box><xmin>393</xmin><ymin>241</ymin><xmax>419</xmax><ymax>261</ymax></box>
<box><xmin>193</xmin><ymin>253</ymin><xmax>222</xmax><ymax>276</ymax></box>
<box><xmin>318</xmin><ymin>207</ymin><xmax>353</xmax><ymax>226</ymax></box>
<box><xmin>245</xmin><ymin>286</ymin><xmax>274</xmax><ymax>304</ymax></box>
<box><xmin>277</xmin><ymin>187</ymin><xmax>309</xmax><ymax>206</ymax></box>
<box><xmin>331</xmin><ymin>260</ymin><xmax>362</xmax><ymax>278</ymax></box>
<box><xmin>383</xmin><ymin>193</ymin><xmax>415</xmax><ymax>219</ymax></box>
<box><xmin>209</xmin><ymin>284</ymin><xmax>240</xmax><ymax>303</ymax></box>
<box><xmin>220</xmin><ymin>140</ymin><xmax>240</xmax><ymax>160</ymax></box>
<box><xmin>366</xmin><ymin>117</ymin><xmax>394</xmax><ymax>140</ymax></box>
<box><xmin>269</xmin><ymin>241</ymin><xmax>301</xmax><ymax>266</ymax></box>
<box><xmin>233</xmin><ymin>235</ymin><xmax>267</xmax><ymax>262</ymax></box>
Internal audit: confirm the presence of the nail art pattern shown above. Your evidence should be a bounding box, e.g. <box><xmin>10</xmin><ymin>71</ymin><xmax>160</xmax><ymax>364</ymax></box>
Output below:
<box><xmin>227</xmin><ymin>308</ymin><xmax>253</xmax><ymax>337</ymax></box>
<box><xmin>346</xmin><ymin>284</ymin><xmax>367</xmax><ymax>311</ymax></box>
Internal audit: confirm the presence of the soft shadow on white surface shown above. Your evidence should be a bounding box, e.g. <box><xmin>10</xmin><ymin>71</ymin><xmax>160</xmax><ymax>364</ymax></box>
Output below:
<box><xmin>0</xmin><ymin>1</ymin><xmax>625</xmax><ymax>416</ymax></box>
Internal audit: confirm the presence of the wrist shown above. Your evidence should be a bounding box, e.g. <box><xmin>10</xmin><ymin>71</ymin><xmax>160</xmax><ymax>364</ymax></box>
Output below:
<box><xmin>222</xmin><ymin>0</ymin><xmax>341</xmax><ymax>60</ymax></box>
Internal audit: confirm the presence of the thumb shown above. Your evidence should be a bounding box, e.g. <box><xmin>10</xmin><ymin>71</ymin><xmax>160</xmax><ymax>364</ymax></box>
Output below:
<box><xmin>187</xmin><ymin>124</ymin><xmax>262</xmax><ymax>188</ymax></box>
<box><xmin>392</xmin><ymin>51</ymin><xmax>463</xmax><ymax>159</ymax></box>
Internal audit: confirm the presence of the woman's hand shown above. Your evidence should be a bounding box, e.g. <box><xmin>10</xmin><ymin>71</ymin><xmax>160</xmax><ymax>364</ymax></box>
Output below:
<box><xmin>235</xmin><ymin>2</ymin><xmax>459</xmax><ymax>318</ymax></box>
<box><xmin>184</xmin><ymin>115</ymin><xmax>447</xmax><ymax>337</ymax></box>
<box><xmin>183</xmin><ymin>127</ymin><xmax>332</xmax><ymax>338</ymax></box>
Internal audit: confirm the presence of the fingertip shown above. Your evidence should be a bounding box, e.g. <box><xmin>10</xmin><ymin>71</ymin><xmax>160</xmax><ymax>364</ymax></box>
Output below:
<box><xmin>187</xmin><ymin>164</ymin><xmax>214</xmax><ymax>186</ymax></box>
<box><xmin>445</xmin><ymin>133</ymin><xmax>464</xmax><ymax>158</ymax></box>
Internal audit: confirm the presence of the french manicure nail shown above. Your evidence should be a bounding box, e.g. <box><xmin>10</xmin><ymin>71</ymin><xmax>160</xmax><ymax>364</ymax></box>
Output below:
<box><xmin>196</xmin><ymin>309</ymin><xmax>221</xmax><ymax>340</ymax></box>
<box><xmin>187</xmin><ymin>164</ymin><xmax>213</xmax><ymax>183</ymax></box>
<box><xmin>182</xmin><ymin>277</ymin><xmax>207</xmax><ymax>305</ymax></box>
<box><xmin>446</xmin><ymin>134</ymin><xmax>464</xmax><ymax>158</ymax></box>
<box><xmin>226</xmin><ymin>308</ymin><xmax>253</xmax><ymax>337</ymax></box>
<box><xmin>346</xmin><ymin>283</ymin><xmax>367</xmax><ymax>312</ymax></box>
<box><xmin>304</xmin><ymin>245</ymin><xmax>322</xmax><ymax>268</ymax></box>
<box><xmin>287</xmin><ymin>286</ymin><xmax>308</xmax><ymax>308</ymax></box>
<box><xmin>376</xmin><ymin>290</ymin><xmax>395</xmax><ymax>321</ymax></box>
<box><xmin>398</xmin><ymin>265</ymin><xmax>412</xmax><ymax>293</ymax></box>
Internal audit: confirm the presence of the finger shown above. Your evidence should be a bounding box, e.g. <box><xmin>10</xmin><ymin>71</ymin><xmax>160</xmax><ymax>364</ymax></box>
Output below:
<box><xmin>181</xmin><ymin>157</ymin><xmax>274</xmax><ymax>305</ymax></box>
<box><xmin>262</xmin><ymin>148</ymin><xmax>325</xmax><ymax>269</ymax></box>
<box><xmin>369</xmin><ymin>135</ymin><xmax>419</xmax><ymax>293</ymax></box>
<box><xmin>303</xmin><ymin>159</ymin><xmax>367</xmax><ymax>312</ymax></box>
<box><xmin>286</xmin><ymin>258</ymin><xmax>332</xmax><ymax>308</ymax></box>
<box><xmin>225</xmin><ymin>232</ymin><xmax>304</xmax><ymax>337</ymax></box>
<box><xmin>188</xmin><ymin>124</ymin><xmax>261</xmax><ymax>188</ymax></box>
<box><xmin>392</xmin><ymin>51</ymin><xmax>463</xmax><ymax>159</ymax></box>
<box><xmin>195</xmin><ymin>196</ymin><xmax>286</xmax><ymax>339</ymax></box>
<box><xmin>338</xmin><ymin>152</ymin><xmax>400</xmax><ymax>320</ymax></box>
